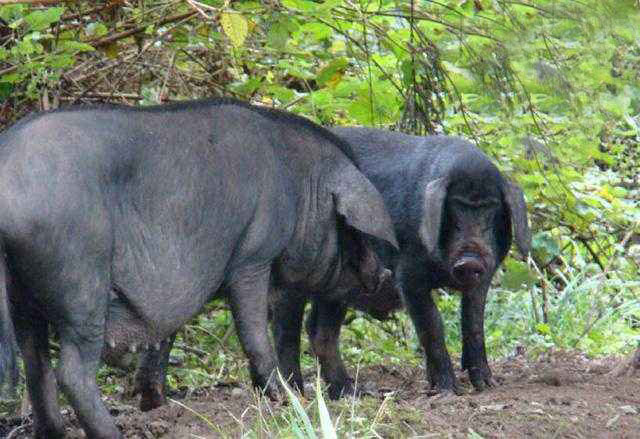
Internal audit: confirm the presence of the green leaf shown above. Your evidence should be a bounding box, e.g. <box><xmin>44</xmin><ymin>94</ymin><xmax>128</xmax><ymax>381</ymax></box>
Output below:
<box><xmin>232</xmin><ymin>77</ymin><xmax>262</xmax><ymax>96</ymax></box>
<box><xmin>0</xmin><ymin>82</ymin><xmax>13</xmax><ymax>100</ymax></box>
<box><xmin>535</xmin><ymin>322</ymin><xmax>551</xmax><ymax>335</ymax></box>
<box><xmin>220</xmin><ymin>12</ymin><xmax>248</xmax><ymax>47</ymax></box>
<box><xmin>501</xmin><ymin>258</ymin><xmax>536</xmax><ymax>290</ymax></box>
<box><xmin>281</xmin><ymin>0</ymin><xmax>317</xmax><ymax>12</ymax></box>
<box><xmin>0</xmin><ymin>5</ymin><xmax>25</xmax><ymax>22</ymax></box>
<box><xmin>265</xmin><ymin>84</ymin><xmax>296</xmax><ymax>102</ymax></box>
<box><xmin>85</xmin><ymin>22</ymin><xmax>108</xmax><ymax>38</ymax></box>
<box><xmin>15</xmin><ymin>38</ymin><xmax>36</xmax><ymax>55</ymax></box>
<box><xmin>58</xmin><ymin>41</ymin><xmax>95</xmax><ymax>53</ymax></box>
<box><xmin>267</xmin><ymin>20</ymin><xmax>290</xmax><ymax>50</ymax></box>
<box><xmin>316</xmin><ymin>372</ymin><xmax>337</xmax><ymax>439</ymax></box>
<box><xmin>24</xmin><ymin>7</ymin><xmax>64</xmax><ymax>31</ymax></box>
<box><xmin>532</xmin><ymin>232</ymin><xmax>561</xmax><ymax>265</ymax></box>
<box><xmin>316</xmin><ymin>57</ymin><xmax>348</xmax><ymax>86</ymax></box>
<box><xmin>47</xmin><ymin>54</ymin><xmax>74</xmax><ymax>68</ymax></box>
<box><xmin>0</xmin><ymin>72</ymin><xmax>22</xmax><ymax>84</ymax></box>
<box><xmin>299</xmin><ymin>22</ymin><xmax>332</xmax><ymax>41</ymax></box>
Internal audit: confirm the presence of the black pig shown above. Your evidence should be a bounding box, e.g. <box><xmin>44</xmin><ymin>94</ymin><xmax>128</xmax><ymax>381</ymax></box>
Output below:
<box><xmin>297</xmin><ymin>127</ymin><xmax>531</xmax><ymax>397</ymax></box>
<box><xmin>0</xmin><ymin>100</ymin><xmax>398</xmax><ymax>439</ymax></box>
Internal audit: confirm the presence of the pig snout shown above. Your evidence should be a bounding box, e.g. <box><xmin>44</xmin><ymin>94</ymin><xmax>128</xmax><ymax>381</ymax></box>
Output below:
<box><xmin>452</xmin><ymin>253</ymin><xmax>486</xmax><ymax>287</ymax></box>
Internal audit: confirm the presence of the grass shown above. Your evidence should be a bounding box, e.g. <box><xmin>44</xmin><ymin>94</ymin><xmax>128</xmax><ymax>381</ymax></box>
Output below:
<box><xmin>157</xmin><ymin>365</ymin><xmax>426</xmax><ymax>439</ymax></box>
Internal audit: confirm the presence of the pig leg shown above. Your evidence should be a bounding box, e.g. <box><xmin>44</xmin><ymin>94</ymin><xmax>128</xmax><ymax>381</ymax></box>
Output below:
<box><xmin>133</xmin><ymin>334</ymin><xmax>176</xmax><ymax>411</ymax></box>
<box><xmin>13</xmin><ymin>302</ymin><xmax>65</xmax><ymax>439</ymax></box>
<box><xmin>461</xmin><ymin>281</ymin><xmax>495</xmax><ymax>391</ymax></box>
<box><xmin>271</xmin><ymin>289</ymin><xmax>306</xmax><ymax>393</ymax></box>
<box><xmin>227</xmin><ymin>266</ymin><xmax>279</xmax><ymax>397</ymax></box>
<box><xmin>49</xmin><ymin>261</ymin><xmax>121</xmax><ymax>439</ymax></box>
<box><xmin>305</xmin><ymin>299</ymin><xmax>353</xmax><ymax>400</ymax></box>
<box><xmin>399</xmin><ymin>263</ymin><xmax>457</xmax><ymax>394</ymax></box>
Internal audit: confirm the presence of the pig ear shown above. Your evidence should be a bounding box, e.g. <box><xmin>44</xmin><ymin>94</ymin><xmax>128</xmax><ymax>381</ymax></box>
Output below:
<box><xmin>330</xmin><ymin>167</ymin><xmax>398</xmax><ymax>251</ymax></box>
<box><xmin>418</xmin><ymin>177</ymin><xmax>448</xmax><ymax>255</ymax></box>
<box><xmin>503</xmin><ymin>180</ymin><xmax>531</xmax><ymax>256</ymax></box>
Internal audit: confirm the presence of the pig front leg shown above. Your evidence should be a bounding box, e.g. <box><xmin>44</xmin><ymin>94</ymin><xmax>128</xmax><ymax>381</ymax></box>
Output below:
<box><xmin>271</xmin><ymin>288</ymin><xmax>306</xmax><ymax>393</ymax></box>
<box><xmin>305</xmin><ymin>299</ymin><xmax>352</xmax><ymax>400</ymax></box>
<box><xmin>227</xmin><ymin>266</ymin><xmax>279</xmax><ymax>398</ymax></box>
<box><xmin>399</xmin><ymin>263</ymin><xmax>458</xmax><ymax>395</ymax></box>
<box><xmin>461</xmin><ymin>280</ymin><xmax>496</xmax><ymax>391</ymax></box>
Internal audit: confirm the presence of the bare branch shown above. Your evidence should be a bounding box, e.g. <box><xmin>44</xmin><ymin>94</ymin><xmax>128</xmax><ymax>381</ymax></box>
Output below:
<box><xmin>88</xmin><ymin>10</ymin><xmax>197</xmax><ymax>48</ymax></box>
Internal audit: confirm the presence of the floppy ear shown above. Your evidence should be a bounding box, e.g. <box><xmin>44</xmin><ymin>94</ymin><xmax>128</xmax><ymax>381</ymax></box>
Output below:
<box><xmin>418</xmin><ymin>177</ymin><xmax>448</xmax><ymax>255</ymax></box>
<box><xmin>503</xmin><ymin>180</ymin><xmax>531</xmax><ymax>256</ymax></box>
<box><xmin>330</xmin><ymin>166</ymin><xmax>398</xmax><ymax>251</ymax></box>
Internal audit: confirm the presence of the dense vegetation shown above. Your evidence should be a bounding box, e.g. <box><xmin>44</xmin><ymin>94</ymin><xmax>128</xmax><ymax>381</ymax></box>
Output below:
<box><xmin>0</xmin><ymin>0</ymin><xmax>638</xmax><ymax>436</ymax></box>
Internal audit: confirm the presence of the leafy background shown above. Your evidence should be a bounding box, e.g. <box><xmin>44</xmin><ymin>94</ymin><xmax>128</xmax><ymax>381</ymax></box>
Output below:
<box><xmin>0</xmin><ymin>0</ymin><xmax>638</xmax><ymax>433</ymax></box>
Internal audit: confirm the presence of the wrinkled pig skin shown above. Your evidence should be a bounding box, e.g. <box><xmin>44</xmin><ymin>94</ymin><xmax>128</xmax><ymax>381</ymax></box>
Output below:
<box><xmin>0</xmin><ymin>99</ymin><xmax>398</xmax><ymax>439</ymax></box>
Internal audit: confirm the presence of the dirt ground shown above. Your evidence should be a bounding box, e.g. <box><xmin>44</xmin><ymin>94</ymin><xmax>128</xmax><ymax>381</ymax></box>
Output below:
<box><xmin>2</xmin><ymin>351</ymin><xmax>639</xmax><ymax>438</ymax></box>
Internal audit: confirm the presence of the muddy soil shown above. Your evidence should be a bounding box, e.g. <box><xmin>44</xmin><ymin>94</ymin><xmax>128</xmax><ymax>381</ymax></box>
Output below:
<box><xmin>2</xmin><ymin>351</ymin><xmax>639</xmax><ymax>438</ymax></box>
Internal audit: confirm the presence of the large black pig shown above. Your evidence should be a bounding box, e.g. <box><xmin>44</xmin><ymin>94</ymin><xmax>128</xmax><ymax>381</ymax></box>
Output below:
<box><xmin>130</xmin><ymin>127</ymin><xmax>531</xmax><ymax>404</ymax></box>
<box><xmin>273</xmin><ymin>127</ymin><xmax>531</xmax><ymax>399</ymax></box>
<box><xmin>0</xmin><ymin>100</ymin><xmax>398</xmax><ymax>439</ymax></box>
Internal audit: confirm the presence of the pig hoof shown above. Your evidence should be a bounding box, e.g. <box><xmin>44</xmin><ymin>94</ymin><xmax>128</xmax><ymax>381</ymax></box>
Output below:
<box><xmin>139</xmin><ymin>385</ymin><xmax>166</xmax><ymax>412</ymax></box>
<box><xmin>106</xmin><ymin>338</ymin><xmax>116</xmax><ymax>349</ymax></box>
<box><xmin>425</xmin><ymin>384</ymin><xmax>460</xmax><ymax>397</ymax></box>
<box><xmin>468</xmin><ymin>366</ymin><xmax>495</xmax><ymax>392</ymax></box>
<box><xmin>129</xmin><ymin>344</ymin><xmax>137</xmax><ymax>353</ymax></box>
<box><xmin>153</xmin><ymin>342</ymin><xmax>161</xmax><ymax>350</ymax></box>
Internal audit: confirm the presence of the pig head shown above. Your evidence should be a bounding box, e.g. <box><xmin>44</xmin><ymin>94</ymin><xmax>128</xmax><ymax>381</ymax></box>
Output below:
<box><xmin>419</xmin><ymin>168</ymin><xmax>531</xmax><ymax>293</ymax></box>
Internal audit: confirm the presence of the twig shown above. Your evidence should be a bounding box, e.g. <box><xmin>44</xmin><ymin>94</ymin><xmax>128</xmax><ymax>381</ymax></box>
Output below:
<box><xmin>186</xmin><ymin>0</ymin><xmax>218</xmax><ymax>12</ymax></box>
<box><xmin>158</xmin><ymin>50</ymin><xmax>176</xmax><ymax>102</ymax></box>
<box><xmin>63</xmin><ymin>3</ymin><xmax>118</xmax><ymax>22</ymax></box>
<box><xmin>175</xmin><ymin>342</ymin><xmax>208</xmax><ymax>357</ymax></box>
<box><xmin>576</xmin><ymin>236</ymin><xmax>606</xmax><ymax>273</ymax></box>
<box><xmin>65</xmin><ymin>51</ymin><xmax>136</xmax><ymax>83</ymax></box>
<box><xmin>88</xmin><ymin>10</ymin><xmax>197</xmax><ymax>48</ymax></box>
<box><xmin>0</xmin><ymin>0</ymin><xmax>75</xmax><ymax>4</ymax></box>
<box><xmin>73</xmin><ymin>12</ymin><xmax>193</xmax><ymax>105</ymax></box>
<box><xmin>185</xmin><ymin>0</ymin><xmax>218</xmax><ymax>18</ymax></box>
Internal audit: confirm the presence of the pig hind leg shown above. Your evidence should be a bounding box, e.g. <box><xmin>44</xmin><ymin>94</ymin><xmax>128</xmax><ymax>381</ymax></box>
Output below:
<box><xmin>46</xmin><ymin>252</ymin><xmax>121</xmax><ymax>438</ymax></box>
<box><xmin>12</xmin><ymin>297</ymin><xmax>65</xmax><ymax>439</ymax></box>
